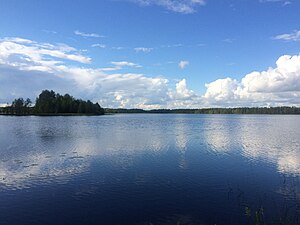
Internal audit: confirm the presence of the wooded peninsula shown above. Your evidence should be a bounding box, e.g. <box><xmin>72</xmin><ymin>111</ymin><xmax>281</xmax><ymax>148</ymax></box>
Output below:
<box><xmin>0</xmin><ymin>90</ymin><xmax>104</xmax><ymax>116</ymax></box>
<box><xmin>0</xmin><ymin>90</ymin><xmax>299</xmax><ymax>115</ymax></box>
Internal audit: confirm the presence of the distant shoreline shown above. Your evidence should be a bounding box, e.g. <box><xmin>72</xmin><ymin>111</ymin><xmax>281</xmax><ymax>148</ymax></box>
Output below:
<box><xmin>1</xmin><ymin>106</ymin><xmax>300</xmax><ymax>116</ymax></box>
<box><xmin>104</xmin><ymin>107</ymin><xmax>300</xmax><ymax>115</ymax></box>
<box><xmin>3</xmin><ymin>90</ymin><xmax>299</xmax><ymax>115</ymax></box>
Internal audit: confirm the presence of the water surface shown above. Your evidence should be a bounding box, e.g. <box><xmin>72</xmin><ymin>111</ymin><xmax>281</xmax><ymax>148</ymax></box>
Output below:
<box><xmin>0</xmin><ymin>114</ymin><xmax>299</xmax><ymax>224</ymax></box>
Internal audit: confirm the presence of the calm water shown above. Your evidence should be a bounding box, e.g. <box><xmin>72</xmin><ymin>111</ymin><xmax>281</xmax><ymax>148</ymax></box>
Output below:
<box><xmin>0</xmin><ymin>114</ymin><xmax>300</xmax><ymax>225</ymax></box>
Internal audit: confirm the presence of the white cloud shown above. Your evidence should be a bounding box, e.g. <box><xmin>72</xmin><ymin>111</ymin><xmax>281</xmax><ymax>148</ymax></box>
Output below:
<box><xmin>91</xmin><ymin>43</ymin><xmax>106</xmax><ymax>48</ymax></box>
<box><xmin>161</xmin><ymin>43</ymin><xmax>183</xmax><ymax>48</ymax></box>
<box><xmin>134</xmin><ymin>47</ymin><xmax>153</xmax><ymax>53</ymax></box>
<box><xmin>273</xmin><ymin>30</ymin><xmax>300</xmax><ymax>41</ymax></box>
<box><xmin>74</xmin><ymin>30</ymin><xmax>104</xmax><ymax>38</ymax></box>
<box><xmin>111</xmin><ymin>61</ymin><xmax>141</xmax><ymax>68</ymax></box>
<box><xmin>259</xmin><ymin>0</ymin><xmax>291</xmax><ymax>5</ymax></box>
<box><xmin>1</xmin><ymin>37</ymin><xmax>300</xmax><ymax>109</ymax></box>
<box><xmin>112</xmin><ymin>46</ymin><xmax>125</xmax><ymax>50</ymax></box>
<box><xmin>175</xmin><ymin>79</ymin><xmax>194</xmax><ymax>98</ymax></box>
<box><xmin>0</xmin><ymin>37</ymin><xmax>91</xmax><ymax>66</ymax></box>
<box><xmin>134</xmin><ymin>0</ymin><xmax>206</xmax><ymax>14</ymax></box>
<box><xmin>167</xmin><ymin>79</ymin><xmax>201</xmax><ymax>108</ymax></box>
<box><xmin>178</xmin><ymin>60</ymin><xmax>189</xmax><ymax>69</ymax></box>
<box><xmin>2</xmin><ymin>37</ymin><xmax>34</xmax><ymax>44</ymax></box>
<box><xmin>0</xmin><ymin>37</ymin><xmax>177</xmax><ymax>108</ymax></box>
<box><xmin>204</xmin><ymin>78</ymin><xmax>239</xmax><ymax>102</ymax></box>
<box><xmin>203</xmin><ymin>54</ymin><xmax>300</xmax><ymax>106</ymax></box>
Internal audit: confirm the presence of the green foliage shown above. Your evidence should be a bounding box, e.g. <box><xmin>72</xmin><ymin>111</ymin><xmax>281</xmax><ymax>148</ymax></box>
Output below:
<box><xmin>35</xmin><ymin>90</ymin><xmax>104</xmax><ymax>115</ymax></box>
<box><xmin>12</xmin><ymin>98</ymin><xmax>25</xmax><ymax>114</ymax></box>
<box><xmin>0</xmin><ymin>97</ymin><xmax>33</xmax><ymax>115</ymax></box>
<box><xmin>35</xmin><ymin>90</ymin><xmax>56</xmax><ymax>113</ymax></box>
<box><xmin>0</xmin><ymin>90</ymin><xmax>104</xmax><ymax>115</ymax></box>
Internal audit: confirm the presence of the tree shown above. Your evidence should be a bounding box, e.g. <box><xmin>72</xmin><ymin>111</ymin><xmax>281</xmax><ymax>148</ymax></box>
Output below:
<box><xmin>24</xmin><ymin>98</ymin><xmax>32</xmax><ymax>107</ymax></box>
<box><xmin>34</xmin><ymin>90</ymin><xmax>104</xmax><ymax>115</ymax></box>
<box><xmin>35</xmin><ymin>90</ymin><xmax>56</xmax><ymax>113</ymax></box>
<box><xmin>24</xmin><ymin>98</ymin><xmax>32</xmax><ymax>114</ymax></box>
<box><xmin>9</xmin><ymin>98</ymin><xmax>32</xmax><ymax>114</ymax></box>
<box><xmin>78</xmin><ymin>101</ymin><xmax>86</xmax><ymax>113</ymax></box>
<box><xmin>11</xmin><ymin>98</ymin><xmax>24</xmax><ymax>114</ymax></box>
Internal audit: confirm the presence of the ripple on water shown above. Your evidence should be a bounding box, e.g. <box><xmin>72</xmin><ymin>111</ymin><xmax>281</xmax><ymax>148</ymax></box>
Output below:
<box><xmin>0</xmin><ymin>115</ymin><xmax>299</xmax><ymax>225</ymax></box>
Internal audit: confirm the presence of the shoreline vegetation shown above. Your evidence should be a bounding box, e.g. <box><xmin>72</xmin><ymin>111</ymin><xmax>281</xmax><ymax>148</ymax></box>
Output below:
<box><xmin>0</xmin><ymin>90</ymin><xmax>299</xmax><ymax>116</ymax></box>
<box><xmin>2</xmin><ymin>107</ymin><xmax>299</xmax><ymax>116</ymax></box>
<box><xmin>0</xmin><ymin>90</ymin><xmax>104</xmax><ymax>116</ymax></box>
<box><xmin>105</xmin><ymin>107</ymin><xmax>300</xmax><ymax>114</ymax></box>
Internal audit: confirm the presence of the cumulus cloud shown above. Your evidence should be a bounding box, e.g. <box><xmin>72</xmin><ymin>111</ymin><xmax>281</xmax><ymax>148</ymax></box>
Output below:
<box><xmin>178</xmin><ymin>60</ymin><xmax>189</xmax><ymax>69</ymax></box>
<box><xmin>134</xmin><ymin>0</ymin><xmax>206</xmax><ymax>14</ymax></box>
<box><xmin>204</xmin><ymin>78</ymin><xmax>238</xmax><ymax>102</ymax></box>
<box><xmin>167</xmin><ymin>79</ymin><xmax>201</xmax><ymax>108</ymax></box>
<box><xmin>1</xmin><ymin>37</ymin><xmax>300</xmax><ymax>109</ymax></box>
<box><xmin>203</xmin><ymin>54</ymin><xmax>300</xmax><ymax>106</ymax></box>
<box><xmin>0</xmin><ymin>37</ymin><xmax>197</xmax><ymax>109</ymax></box>
<box><xmin>273</xmin><ymin>30</ymin><xmax>300</xmax><ymax>41</ymax></box>
<box><xmin>74</xmin><ymin>30</ymin><xmax>104</xmax><ymax>38</ymax></box>
<box><xmin>134</xmin><ymin>47</ymin><xmax>153</xmax><ymax>53</ymax></box>
<box><xmin>174</xmin><ymin>79</ymin><xmax>195</xmax><ymax>98</ymax></box>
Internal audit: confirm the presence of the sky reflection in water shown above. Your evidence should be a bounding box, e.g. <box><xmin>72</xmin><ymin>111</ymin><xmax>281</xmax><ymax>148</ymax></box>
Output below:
<box><xmin>0</xmin><ymin>114</ymin><xmax>299</xmax><ymax>224</ymax></box>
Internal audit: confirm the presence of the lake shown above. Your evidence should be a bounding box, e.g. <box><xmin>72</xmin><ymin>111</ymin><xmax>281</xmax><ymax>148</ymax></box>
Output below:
<box><xmin>0</xmin><ymin>114</ymin><xmax>300</xmax><ymax>225</ymax></box>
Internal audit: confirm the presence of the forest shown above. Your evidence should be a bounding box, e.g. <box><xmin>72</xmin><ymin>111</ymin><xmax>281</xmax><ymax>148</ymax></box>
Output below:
<box><xmin>0</xmin><ymin>90</ymin><xmax>105</xmax><ymax>115</ymax></box>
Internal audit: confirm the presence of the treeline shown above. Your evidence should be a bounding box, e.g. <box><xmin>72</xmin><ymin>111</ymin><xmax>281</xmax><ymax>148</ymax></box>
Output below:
<box><xmin>0</xmin><ymin>90</ymin><xmax>104</xmax><ymax>115</ymax></box>
<box><xmin>194</xmin><ymin>107</ymin><xmax>300</xmax><ymax>114</ymax></box>
<box><xmin>35</xmin><ymin>90</ymin><xmax>104</xmax><ymax>114</ymax></box>
<box><xmin>0</xmin><ymin>98</ymin><xmax>33</xmax><ymax>115</ymax></box>
<box><xmin>105</xmin><ymin>107</ymin><xmax>300</xmax><ymax>114</ymax></box>
<box><xmin>1</xmin><ymin>92</ymin><xmax>300</xmax><ymax>115</ymax></box>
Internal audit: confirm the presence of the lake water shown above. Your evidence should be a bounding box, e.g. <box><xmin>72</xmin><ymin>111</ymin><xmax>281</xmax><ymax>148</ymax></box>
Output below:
<box><xmin>0</xmin><ymin>114</ymin><xmax>300</xmax><ymax>225</ymax></box>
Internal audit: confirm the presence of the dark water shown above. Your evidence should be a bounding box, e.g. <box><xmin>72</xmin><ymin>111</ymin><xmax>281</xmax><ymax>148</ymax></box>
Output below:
<box><xmin>0</xmin><ymin>114</ymin><xmax>300</xmax><ymax>225</ymax></box>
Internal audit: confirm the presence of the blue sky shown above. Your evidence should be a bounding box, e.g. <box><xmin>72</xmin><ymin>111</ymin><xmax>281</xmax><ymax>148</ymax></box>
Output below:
<box><xmin>0</xmin><ymin>0</ymin><xmax>300</xmax><ymax>108</ymax></box>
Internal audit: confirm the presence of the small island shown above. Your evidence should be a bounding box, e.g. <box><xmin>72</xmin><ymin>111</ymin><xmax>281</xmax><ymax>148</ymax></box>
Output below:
<box><xmin>0</xmin><ymin>90</ymin><xmax>104</xmax><ymax>116</ymax></box>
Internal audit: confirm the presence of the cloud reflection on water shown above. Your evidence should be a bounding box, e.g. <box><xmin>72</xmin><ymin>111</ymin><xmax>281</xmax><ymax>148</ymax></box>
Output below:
<box><xmin>0</xmin><ymin>115</ymin><xmax>299</xmax><ymax>190</ymax></box>
<box><xmin>201</xmin><ymin>115</ymin><xmax>300</xmax><ymax>176</ymax></box>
